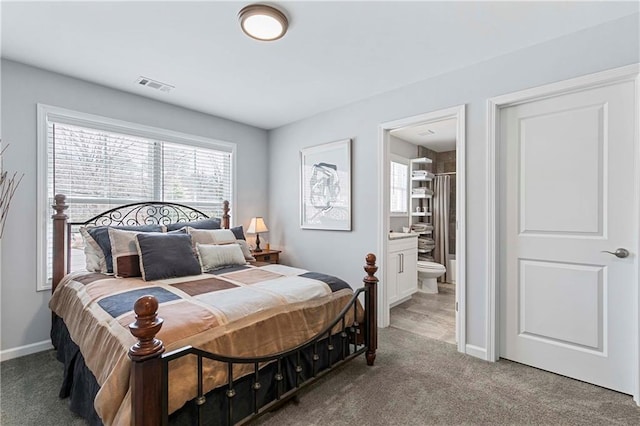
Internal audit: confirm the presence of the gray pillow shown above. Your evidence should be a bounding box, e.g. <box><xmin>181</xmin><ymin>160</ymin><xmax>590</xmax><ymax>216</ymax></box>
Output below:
<box><xmin>135</xmin><ymin>233</ymin><xmax>201</xmax><ymax>281</ymax></box>
<box><xmin>165</xmin><ymin>217</ymin><xmax>221</xmax><ymax>232</ymax></box>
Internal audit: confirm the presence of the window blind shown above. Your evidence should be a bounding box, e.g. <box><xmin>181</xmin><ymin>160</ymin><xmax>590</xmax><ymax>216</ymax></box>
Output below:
<box><xmin>44</xmin><ymin>119</ymin><xmax>233</xmax><ymax>281</ymax></box>
<box><xmin>390</xmin><ymin>160</ymin><xmax>408</xmax><ymax>214</ymax></box>
<box><xmin>162</xmin><ymin>141</ymin><xmax>232</xmax><ymax>213</ymax></box>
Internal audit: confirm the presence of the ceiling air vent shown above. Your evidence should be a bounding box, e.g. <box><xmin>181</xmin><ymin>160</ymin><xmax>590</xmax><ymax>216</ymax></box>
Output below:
<box><xmin>135</xmin><ymin>76</ymin><xmax>174</xmax><ymax>93</ymax></box>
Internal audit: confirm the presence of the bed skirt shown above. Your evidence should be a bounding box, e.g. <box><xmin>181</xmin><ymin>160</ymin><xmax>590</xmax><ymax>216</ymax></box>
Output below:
<box><xmin>52</xmin><ymin>315</ymin><xmax>349</xmax><ymax>425</ymax></box>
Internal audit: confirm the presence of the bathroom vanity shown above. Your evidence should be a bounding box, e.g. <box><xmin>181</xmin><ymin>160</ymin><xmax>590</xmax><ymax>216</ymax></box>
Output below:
<box><xmin>387</xmin><ymin>233</ymin><xmax>418</xmax><ymax>306</ymax></box>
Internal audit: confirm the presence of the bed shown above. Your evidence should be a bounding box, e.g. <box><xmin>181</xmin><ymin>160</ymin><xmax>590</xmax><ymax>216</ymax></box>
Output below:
<box><xmin>49</xmin><ymin>194</ymin><xmax>378</xmax><ymax>425</ymax></box>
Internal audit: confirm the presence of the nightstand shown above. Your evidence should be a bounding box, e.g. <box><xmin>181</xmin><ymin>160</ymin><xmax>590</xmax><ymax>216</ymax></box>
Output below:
<box><xmin>251</xmin><ymin>249</ymin><xmax>281</xmax><ymax>264</ymax></box>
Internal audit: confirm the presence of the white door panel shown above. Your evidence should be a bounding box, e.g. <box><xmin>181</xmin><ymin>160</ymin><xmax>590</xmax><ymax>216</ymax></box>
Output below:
<box><xmin>499</xmin><ymin>79</ymin><xmax>636</xmax><ymax>394</ymax></box>
<box><xmin>519</xmin><ymin>260</ymin><xmax>604</xmax><ymax>351</ymax></box>
<box><xmin>519</xmin><ymin>104</ymin><xmax>604</xmax><ymax>235</ymax></box>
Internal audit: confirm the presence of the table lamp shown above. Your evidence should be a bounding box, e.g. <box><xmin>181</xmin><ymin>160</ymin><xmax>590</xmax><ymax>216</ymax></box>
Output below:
<box><xmin>247</xmin><ymin>217</ymin><xmax>268</xmax><ymax>252</ymax></box>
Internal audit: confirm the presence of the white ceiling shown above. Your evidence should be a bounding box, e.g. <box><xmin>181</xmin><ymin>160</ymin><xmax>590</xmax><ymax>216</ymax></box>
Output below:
<box><xmin>2</xmin><ymin>1</ymin><xmax>638</xmax><ymax>130</ymax></box>
<box><xmin>391</xmin><ymin>118</ymin><xmax>457</xmax><ymax>152</ymax></box>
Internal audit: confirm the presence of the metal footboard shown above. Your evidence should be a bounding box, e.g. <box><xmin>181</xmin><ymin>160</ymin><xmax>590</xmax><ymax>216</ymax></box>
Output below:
<box><xmin>127</xmin><ymin>253</ymin><xmax>378</xmax><ymax>426</ymax></box>
<box><xmin>161</xmin><ymin>287</ymin><xmax>368</xmax><ymax>425</ymax></box>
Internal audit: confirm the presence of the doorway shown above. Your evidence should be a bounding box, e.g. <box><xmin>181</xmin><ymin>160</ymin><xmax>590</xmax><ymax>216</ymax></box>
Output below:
<box><xmin>378</xmin><ymin>105</ymin><xmax>466</xmax><ymax>353</ymax></box>
<box><xmin>487</xmin><ymin>64</ymin><xmax>639</xmax><ymax>401</ymax></box>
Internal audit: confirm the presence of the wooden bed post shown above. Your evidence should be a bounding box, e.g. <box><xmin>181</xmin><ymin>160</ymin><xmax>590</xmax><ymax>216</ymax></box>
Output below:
<box><xmin>222</xmin><ymin>200</ymin><xmax>230</xmax><ymax>229</ymax></box>
<box><xmin>363</xmin><ymin>253</ymin><xmax>378</xmax><ymax>366</ymax></box>
<box><xmin>128</xmin><ymin>295</ymin><xmax>165</xmax><ymax>426</ymax></box>
<box><xmin>52</xmin><ymin>194</ymin><xmax>68</xmax><ymax>293</ymax></box>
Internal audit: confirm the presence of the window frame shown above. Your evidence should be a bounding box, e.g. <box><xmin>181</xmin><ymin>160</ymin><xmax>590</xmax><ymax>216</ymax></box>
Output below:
<box><xmin>389</xmin><ymin>154</ymin><xmax>410</xmax><ymax>217</ymax></box>
<box><xmin>36</xmin><ymin>104</ymin><xmax>237</xmax><ymax>291</ymax></box>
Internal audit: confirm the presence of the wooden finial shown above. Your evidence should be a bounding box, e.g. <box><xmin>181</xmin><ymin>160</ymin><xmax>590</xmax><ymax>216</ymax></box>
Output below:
<box><xmin>52</xmin><ymin>193</ymin><xmax>68</xmax><ymax>218</ymax></box>
<box><xmin>363</xmin><ymin>253</ymin><xmax>378</xmax><ymax>366</ymax></box>
<box><xmin>363</xmin><ymin>253</ymin><xmax>378</xmax><ymax>285</ymax></box>
<box><xmin>129</xmin><ymin>296</ymin><xmax>165</xmax><ymax>425</ymax></box>
<box><xmin>51</xmin><ymin>194</ymin><xmax>69</xmax><ymax>293</ymax></box>
<box><xmin>222</xmin><ymin>200</ymin><xmax>230</xmax><ymax>230</ymax></box>
<box><xmin>128</xmin><ymin>296</ymin><xmax>164</xmax><ymax>361</ymax></box>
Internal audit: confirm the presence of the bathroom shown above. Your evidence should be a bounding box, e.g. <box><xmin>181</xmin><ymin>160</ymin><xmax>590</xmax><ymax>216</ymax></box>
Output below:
<box><xmin>388</xmin><ymin>119</ymin><xmax>458</xmax><ymax>345</ymax></box>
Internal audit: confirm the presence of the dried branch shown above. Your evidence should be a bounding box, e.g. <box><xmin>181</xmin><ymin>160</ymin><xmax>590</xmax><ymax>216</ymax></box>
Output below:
<box><xmin>0</xmin><ymin>143</ymin><xmax>24</xmax><ymax>238</ymax></box>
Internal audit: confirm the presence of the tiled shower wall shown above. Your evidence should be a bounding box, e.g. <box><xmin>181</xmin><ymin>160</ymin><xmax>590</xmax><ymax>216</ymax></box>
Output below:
<box><xmin>417</xmin><ymin>146</ymin><xmax>456</xmax><ymax>255</ymax></box>
<box><xmin>417</xmin><ymin>146</ymin><xmax>437</xmax><ymax>171</ymax></box>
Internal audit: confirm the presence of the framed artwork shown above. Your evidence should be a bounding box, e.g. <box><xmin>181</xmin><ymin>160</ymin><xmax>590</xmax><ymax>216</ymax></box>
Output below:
<box><xmin>300</xmin><ymin>138</ymin><xmax>351</xmax><ymax>230</ymax></box>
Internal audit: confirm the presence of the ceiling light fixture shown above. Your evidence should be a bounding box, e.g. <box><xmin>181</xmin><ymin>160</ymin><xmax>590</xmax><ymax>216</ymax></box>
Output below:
<box><xmin>238</xmin><ymin>4</ymin><xmax>288</xmax><ymax>41</ymax></box>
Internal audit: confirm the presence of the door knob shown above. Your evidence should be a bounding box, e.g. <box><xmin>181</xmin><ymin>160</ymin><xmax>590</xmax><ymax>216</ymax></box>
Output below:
<box><xmin>601</xmin><ymin>248</ymin><xmax>630</xmax><ymax>258</ymax></box>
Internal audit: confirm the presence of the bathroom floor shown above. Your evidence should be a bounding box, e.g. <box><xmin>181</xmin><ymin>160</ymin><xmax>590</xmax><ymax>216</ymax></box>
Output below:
<box><xmin>389</xmin><ymin>282</ymin><xmax>456</xmax><ymax>345</ymax></box>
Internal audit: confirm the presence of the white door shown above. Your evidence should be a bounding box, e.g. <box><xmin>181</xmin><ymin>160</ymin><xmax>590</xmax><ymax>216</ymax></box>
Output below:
<box><xmin>499</xmin><ymin>79</ymin><xmax>637</xmax><ymax>394</ymax></box>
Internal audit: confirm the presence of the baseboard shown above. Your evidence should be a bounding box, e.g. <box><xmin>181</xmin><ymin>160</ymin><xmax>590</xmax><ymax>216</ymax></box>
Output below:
<box><xmin>0</xmin><ymin>340</ymin><xmax>53</xmax><ymax>362</ymax></box>
<box><xmin>465</xmin><ymin>344</ymin><xmax>488</xmax><ymax>361</ymax></box>
<box><xmin>389</xmin><ymin>294</ymin><xmax>412</xmax><ymax>308</ymax></box>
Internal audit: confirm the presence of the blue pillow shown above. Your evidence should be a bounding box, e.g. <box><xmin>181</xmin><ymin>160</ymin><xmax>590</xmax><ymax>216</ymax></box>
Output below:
<box><xmin>165</xmin><ymin>217</ymin><xmax>221</xmax><ymax>232</ymax></box>
<box><xmin>230</xmin><ymin>225</ymin><xmax>246</xmax><ymax>240</ymax></box>
<box><xmin>87</xmin><ymin>224</ymin><xmax>163</xmax><ymax>273</ymax></box>
<box><xmin>135</xmin><ymin>233</ymin><xmax>202</xmax><ymax>281</ymax></box>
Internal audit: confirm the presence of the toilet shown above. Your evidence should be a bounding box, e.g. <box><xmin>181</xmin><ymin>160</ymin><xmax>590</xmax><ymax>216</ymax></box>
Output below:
<box><xmin>417</xmin><ymin>261</ymin><xmax>446</xmax><ymax>293</ymax></box>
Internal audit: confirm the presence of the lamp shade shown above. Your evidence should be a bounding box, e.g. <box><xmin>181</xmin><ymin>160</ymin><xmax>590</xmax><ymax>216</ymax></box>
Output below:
<box><xmin>247</xmin><ymin>217</ymin><xmax>269</xmax><ymax>234</ymax></box>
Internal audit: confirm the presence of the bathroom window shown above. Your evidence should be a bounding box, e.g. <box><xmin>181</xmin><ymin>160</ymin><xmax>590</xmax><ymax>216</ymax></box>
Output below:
<box><xmin>390</xmin><ymin>156</ymin><xmax>409</xmax><ymax>215</ymax></box>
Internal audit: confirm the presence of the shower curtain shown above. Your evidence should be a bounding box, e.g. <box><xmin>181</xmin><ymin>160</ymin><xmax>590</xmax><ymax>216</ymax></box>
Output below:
<box><xmin>433</xmin><ymin>175</ymin><xmax>450</xmax><ymax>282</ymax></box>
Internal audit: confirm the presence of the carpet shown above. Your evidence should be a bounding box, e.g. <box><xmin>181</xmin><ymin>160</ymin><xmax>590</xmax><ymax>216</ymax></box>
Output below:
<box><xmin>2</xmin><ymin>327</ymin><xmax>639</xmax><ymax>425</ymax></box>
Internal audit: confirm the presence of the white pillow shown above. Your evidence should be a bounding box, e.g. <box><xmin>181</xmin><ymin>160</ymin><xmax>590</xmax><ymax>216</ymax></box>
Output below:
<box><xmin>188</xmin><ymin>227</ymin><xmax>255</xmax><ymax>261</ymax></box>
<box><xmin>108</xmin><ymin>228</ymin><xmax>146</xmax><ymax>278</ymax></box>
<box><xmin>236</xmin><ymin>240</ymin><xmax>256</xmax><ymax>261</ymax></box>
<box><xmin>196</xmin><ymin>243</ymin><xmax>246</xmax><ymax>272</ymax></box>
<box><xmin>188</xmin><ymin>228</ymin><xmax>237</xmax><ymax>245</ymax></box>
<box><xmin>80</xmin><ymin>227</ymin><xmax>106</xmax><ymax>273</ymax></box>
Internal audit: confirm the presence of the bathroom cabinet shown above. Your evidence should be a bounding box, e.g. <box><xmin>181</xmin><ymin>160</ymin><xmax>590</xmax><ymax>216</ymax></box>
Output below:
<box><xmin>387</xmin><ymin>235</ymin><xmax>418</xmax><ymax>306</ymax></box>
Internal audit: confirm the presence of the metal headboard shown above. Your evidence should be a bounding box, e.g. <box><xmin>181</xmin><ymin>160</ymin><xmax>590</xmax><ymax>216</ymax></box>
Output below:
<box><xmin>51</xmin><ymin>194</ymin><xmax>230</xmax><ymax>283</ymax></box>
<box><xmin>68</xmin><ymin>201</ymin><xmax>211</xmax><ymax>228</ymax></box>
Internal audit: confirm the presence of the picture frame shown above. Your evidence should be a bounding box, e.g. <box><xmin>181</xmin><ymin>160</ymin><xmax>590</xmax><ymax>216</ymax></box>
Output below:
<box><xmin>300</xmin><ymin>138</ymin><xmax>351</xmax><ymax>230</ymax></box>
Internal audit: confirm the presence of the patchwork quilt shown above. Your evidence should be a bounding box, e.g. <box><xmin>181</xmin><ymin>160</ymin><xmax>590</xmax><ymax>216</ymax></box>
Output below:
<box><xmin>49</xmin><ymin>264</ymin><xmax>359</xmax><ymax>425</ymax></box>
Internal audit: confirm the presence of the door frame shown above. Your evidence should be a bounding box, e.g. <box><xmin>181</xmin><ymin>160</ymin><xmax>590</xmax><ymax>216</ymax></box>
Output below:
<box><xmin>378</xmin><ymin>104</ymin><xmax>467</xmax><ymax>354</ymax></box>
<box><xmin>486</xmin><ymin>63</ymin><xmax>640</xmax><ymax>403</ymax></box>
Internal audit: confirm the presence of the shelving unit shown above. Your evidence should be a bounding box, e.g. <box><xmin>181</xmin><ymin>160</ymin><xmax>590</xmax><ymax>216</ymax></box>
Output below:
<box><xmin>409</xmin><ymin>157</ymin><xmax>435</xmax><ymax>261</ymax></box>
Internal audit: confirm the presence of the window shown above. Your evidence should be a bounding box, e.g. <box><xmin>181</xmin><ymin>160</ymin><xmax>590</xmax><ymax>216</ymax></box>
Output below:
<box><xmin>37</xmin><ymin>104</ymin><xmax>235</xmax><ymax>290</ymax></box>
<box><xmin>390</xmin><ymin>157</ymin><xmax>409</xmax><ymax>215</ymax></box>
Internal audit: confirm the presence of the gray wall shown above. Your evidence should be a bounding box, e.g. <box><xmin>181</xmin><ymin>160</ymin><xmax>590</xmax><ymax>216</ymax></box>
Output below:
<box><xmin>0</xmin><ymin>59</ymin><xmax>268</xmax><ymax>354</ymax></box>
<box><xmin>267</xmin><ymin>14</ymin><xmax>639</xmax><ymax>350</ymax></box>
<box><xmin>389</xmin><ymin>135</ymin><xmax>417</xmax><ymax>159</ymax></box>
